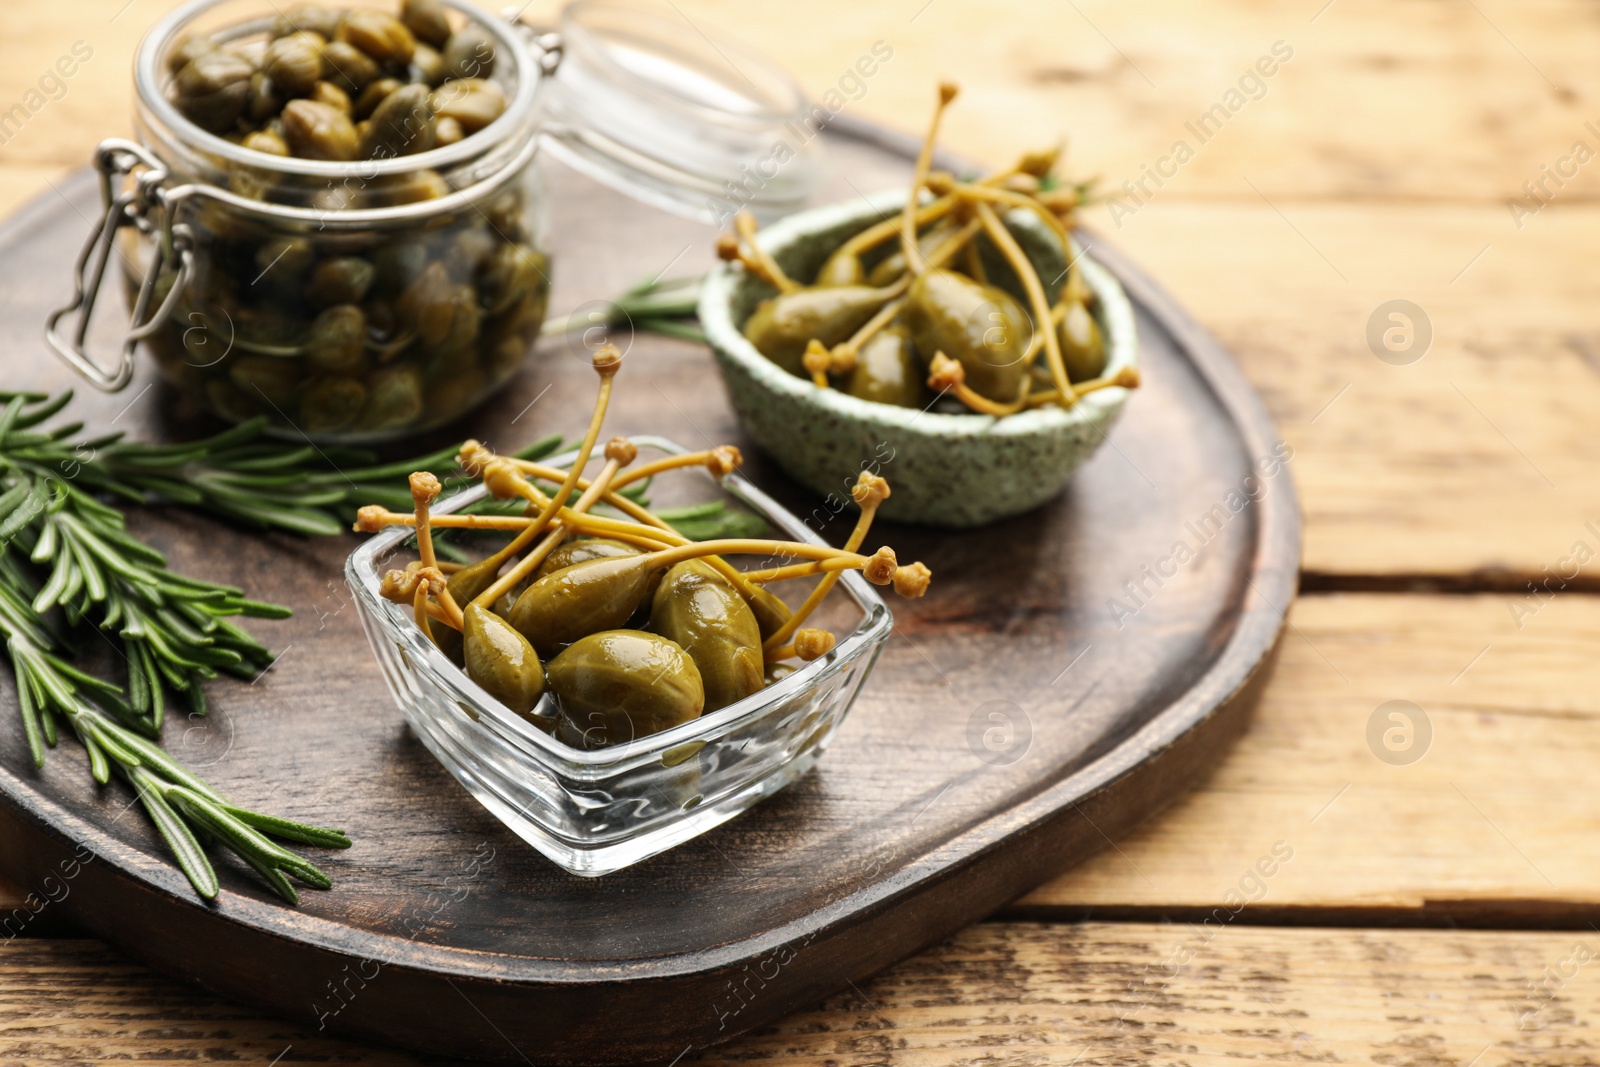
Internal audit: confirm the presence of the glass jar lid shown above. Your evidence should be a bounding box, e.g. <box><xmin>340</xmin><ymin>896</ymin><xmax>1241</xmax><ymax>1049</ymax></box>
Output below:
<box><xmin>539</xmin><ymin>0</ymin><xmax>824</xmax><ymax>225</ymax></box>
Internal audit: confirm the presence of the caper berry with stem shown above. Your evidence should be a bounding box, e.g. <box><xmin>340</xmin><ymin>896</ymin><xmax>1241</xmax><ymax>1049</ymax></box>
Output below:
<box><xmin>547</xmin><ymin>631</ymin><xmax>703</xmax><ymax>749</ymax></box>
<box><xmin>649</xmin><ymin>560</ymin><xmax>763</xmax><ymax>712</ymax></box>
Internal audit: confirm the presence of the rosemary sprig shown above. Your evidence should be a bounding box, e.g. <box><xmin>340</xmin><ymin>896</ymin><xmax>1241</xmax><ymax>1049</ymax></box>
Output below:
<box><xmin>0</xmin><ymin>394</ymin><xmax>347</xmax><ymax>902</ymax></box>
<box><xmin>541</xmin><ymin>274</ymin><xmax>705</xmax><ymax>343</ymax></box>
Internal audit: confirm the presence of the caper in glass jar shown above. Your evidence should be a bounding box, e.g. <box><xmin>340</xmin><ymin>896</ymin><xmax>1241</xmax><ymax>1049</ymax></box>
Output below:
<box><xmin>281</xmin><ymin>99</ymin><xmax>360</xmax><ymax>160</ymax></box>
<box><xmin>275</xmin><ymin>4</ymin><xmax>344</xmax><ymax>40</ymax></box>
<box><xmin>358</xmin><ymin>365</ymin><xmax>424</xmax><ymax>431</ymax></box>
<box><xmin>400</xmin><ymin>0</ymin><xmax>451</xmax><ymax>46</ymax></box>
<box><xmin>336</xmin><ymin>10</ymin><xmax>416</xmax><ymax>65</ymax></box>
<box><xmin>308</xmin><ymin>256</ymin><xmax>375</xmax><ymax>308</ymax></box>
<box><xmin>172</xmin><ymin>51</ymin><xmax>254</xmax><ymax>133</ymax></box>
<box><xmin>547</xmin><ymin>630</ymin><xmax>704</xmax><ymax>748</ymax></box>
<box><xmin>352</xmin><ymin>76</ymin><xmax>403</xmax><ymax>120</ymax></box>
<box><xmin>299</xmin><ymin>376</ymin><xmax>366</xmax><ymax>434</ymax></box>
<box><xmin>263</xmin><ymin>32</ymin><xmax>325</xmax><ymax>96</ymax></box>
<box><xmin>360</xmin><ymin>83</ymin><xmax>435</xmax><ymax>158</ymax></box>
<box><xmin>305</xmin><ymin>304</ymin><xmax>367</xmax><ymax>374</ymax></box>
<box><xmin>430</xmin><ymin>78</ymin><xmax>505</xmax><ymax>134</ymax></box>
<box><xmin>477</xmin><ymin>243</ymin><xmax>545</xmax><ymax>316</ymax></box>
<box><xmin>440</xmin><ymin>22</ymin><xmax>496</xmax><ymax>80</ymax></box>
<box><xmin>166</xmin><ymin>34</ymin><xmax>215</xmax><ymax>75</ymax></box>
<box><xmin>320</xmin><ymin>40</ymin><xmax>380</xmax><ymax>95</ymax></box>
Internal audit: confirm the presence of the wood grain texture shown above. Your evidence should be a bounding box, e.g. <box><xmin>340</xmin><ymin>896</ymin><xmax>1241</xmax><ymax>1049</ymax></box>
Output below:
<box><xmin>7</xmin><ymin>923</ymin><xmax>1600</xmax><ymax>1065</ymax></box>
<box><xmin>1023</xmin><ymin>592</ymin><xmax>1600</xmax><ymax>921</ymax></box>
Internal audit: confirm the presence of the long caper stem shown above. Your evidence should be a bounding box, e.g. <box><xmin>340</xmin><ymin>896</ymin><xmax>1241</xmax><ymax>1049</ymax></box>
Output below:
<box><xmin>1024</xmin><ymin>366</ymin><xmax>1141</xmax><ymax>408</ymax></box>
<box><xmin>901</xmin><ymin>82</ymin><xmax>960</xmax><ymax>277</ymax></box>
<box><xmin>951</xmin><ymin>181</ymin><xmax>1076</xmax><ymax>267</ymax></box>
<box><xmin>928</xmin><ymin>352</ymin><xmax>1030</xmax><ymax>417</ymax></box>
<box><xmin>475</xmin><ymin>441</ymin><xmax>632</xmax><ymax>610</ymax></box>
<box><xmin>835</xmin><ymin>196</ymin><xmax>955</xmax><ymax>264</ymax></box>
<box><xmin>973</xmin><ymin>201</ymin><xmax>1074</xmax><ymax>408</ymax></box>
<box><xmin>409</xmin><ymin>472</ymin><xmax>442</xmax><ymax>571</ymax></box>
<box><xmin>469</xmin><ymin>347</ymin><xmax>622</xmax><ymax>609</ymax></box>
<box><xmin>611</xmin><ymin>446</ymin><xmax>739</xmax><ymax>491</ymax></box>
<box><xmin>413</xmin><ymin>582</ymin><xmax>437</xmax><ymax>647</ymax></box>
<box><xmin>731</xmin><ymin>211</ymin><xmax>799</xmax><ymax>293</ymax></box>
<box><xmin>761</xmin><ymin>475</ymin><xmax>887</xmax><ymax>652</ymax></box>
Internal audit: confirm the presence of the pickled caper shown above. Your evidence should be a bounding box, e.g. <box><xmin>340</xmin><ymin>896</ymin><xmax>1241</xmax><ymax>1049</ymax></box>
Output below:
<box><xmin>360</xmin><ymin>83</ymin><xmax>435</xmax><ymax>158</ymax></box>
<box><xmin>649</xmin><ymin>560</ymin><xmax>763</xmax><ymax>712</ymax></box>
<box><xmin>411</xmin><ymin>42</ymin><xmax>445</xmax><ymax>86</ymax></box>
<box><xmin>534</xmin><ymin>538</ymin><xmax>643</xmax><ymax>581</ymax></box>
<box><xmin>547</xmin><ymin>631</ymin><xmax>704</xmax><ymax>748</ymax></box>
<box><xmin>463</xmin><ymin>604</ymin><xmax>545</xmax><ymax>719</ymax></box>
<box><xmin>275</xmin><ymin>4</ymin><xmax>343</xmax><ymax>40</ymax></box>
<box><xmin>309</xmin><ymin>79</ymin><xmax>352</xmax><ymax>113</ymax></box>
<box><xmin>263</xmin><ymin>32</ymin><xmax>325</xmax><ymax>96</ymax></box>
<box><xmin>507</xmin><ymin>556</ymin><xmax>657</xmax><ymax>657</ymax></box>
<box><xmin>281</xmin><ymin>99</ymin><xmax>359</xmax><ymax>160</ymax></box>
<box><xmin>166</xmin><ymin>34</ymin><xmax>216</xmax><ymax>76</ymax></box>
<box><xmin>241</xmin><ymin>128</ymin><xmax>289</xmax><ymax>156</ymax></box>
<box><xmin>336</xmin><ymin>10</ymin><xmax>416</xmax><ymax>65</ymax></box>
<box><xmin>743</xmin><ymin>286</ymin><xmax>890</xmax><ymax>377</ymax></box>
<box><xmin>435</xmin><ymin>115</ymin><xmax>464</xmax><ymax>146</ymax></box>
<box><xmin>305</xmin><ymin>304</ymin><xmax>367</xmax><ymax>375</ymax></box>
<box><xmin>401</xmin><ymin>0</ymin><xmax>452</xmax><ymax>47</ymax></box>
<box><xmin>229</xmin><ymin>356</ymin><xmax>303</xmax><ymax>408</ymax></box>
<box><xmin>846</xmin><ymin>323</ymin><xmax>924</xmax><ymax>407</ymax></box>
<box><xmin>299</xmin><ymin>376</ymin><xmax>366</xmax><ymax>433</ymax></box>
<box><xmin>1058</xmin><ymin>299</ymin><xmax>1106</xmax><ymax>382</ymax></box>
<box><xmin>430</xmin><ymin>78</ymin><xmax>505</xmax><ymax>134</ymax></box>
<box><xmin>477</xmin><ymin>243</ymin><xmax>545</xmax><ymax>316</ymax></box>
<box><xmin>358</xmin><ymin>365</ymin><xmax>423</xmax><ymax>430</ymax></box>
<box><xmin>173</xmin><ymin>51</ymin><xmax>254</xmax><ymax>133</ymax></box>
<box><xmin>308</xmin><ymin>257</ymin><xmax>375</xmax><ymax>307</ymax></box>
<box><xmin>902</xmin><ymin>269</ymin><xmax>1029</xmax><ymax>401</ymax></box>
<box><xmin>352</xmin><ymin>76</ymin><xmax>403</xmax><ymax>120</ymax></box>
<box><xmin>319</xmin><ymin>40</ymin><xmax>380</xmax><ymax>95</ymax></box>
<box><xmin>441</xmin><ymin>23</ymin><xmax>495</xmax><ymax>80</ymax></box>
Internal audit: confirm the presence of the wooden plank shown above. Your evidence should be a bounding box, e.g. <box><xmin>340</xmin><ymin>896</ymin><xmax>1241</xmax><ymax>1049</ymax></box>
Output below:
<box><xmin>5</xmin><ymin>924</ymin><xmax>1600</xmax><ymax>1064</ymax></box>
<box><xmin>1023</xmin><ymin>592</ymin><xmax>1600</xmax><ymax>920</ymax></box>
<box><xmin>5</xmin><ymin>592</ymin><xmax>1598</xmax><ymax>928</ymax></box>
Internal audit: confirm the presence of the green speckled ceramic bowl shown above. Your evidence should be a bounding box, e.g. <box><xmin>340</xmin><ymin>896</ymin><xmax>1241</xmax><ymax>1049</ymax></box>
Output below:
<box><xmin>699</xmin><ymin>189</ymin><xmax>1138</xmax><ymax>527</ymax></box>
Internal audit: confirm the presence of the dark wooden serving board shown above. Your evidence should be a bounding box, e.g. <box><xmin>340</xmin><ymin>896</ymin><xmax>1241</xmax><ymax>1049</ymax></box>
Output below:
<box><xmin>0</xmin><ymin>121</ymin><xmax>1298</xmax><ymax>1064</ymax></box>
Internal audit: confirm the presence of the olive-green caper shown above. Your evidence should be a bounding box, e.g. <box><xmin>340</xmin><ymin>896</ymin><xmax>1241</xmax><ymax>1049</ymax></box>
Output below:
<box><xmin>246</xmin><ymin>72</ymin><xmax>282</xmax><ymax>124</ymax></box>
<box><xmin>435</xmin><ymin>115</ymin><xmax>464</xmax><ymax>146</ymax></box>
<box><xmin>172</xmin><ymin>51</ymin><xmax>255</xmax><ymax>133</ymax></box>
<box><xmin>547</xmin><ymin>630</ymin><xmax>704</xmax><ymax>748</ymax></box>
<box><xmin>813</xmin><ymin>246</ymin><xmax>865</xmax><ymax>287</ymax></box>
<box><xmin>254</xmin><ymin>237</ymin><xmax>315</xmax><ymax>288</ymax></box>
<box><xmin>397</xmin><ymin>261</ymin><xmax>456</xmax><ymax>344</ymax></box>
<box><xmin>299</xmin><ymin>376</ymin><xmax>366</xmax><ymax>434</ymax></box>
<box><xmin>352</xmin><ymin>76</ymin><xmax>403</xmax><ymax>120</ymax></box>
<box><xmin>411</xmin><ymin>42</ymin><xmax>445</xmax><ymax>86</ymax></box>
<box><xmin>846</xmin><ymin>322</ymin><xmax>924</xmax><ymax>408</ymax></box>
<box><xmin>360</xmin><ymin>83</ymin><xmax>436</xmax><ymax>158</ymax></box>
<box><xmin>309</xmin><ymin>79</ymin><xmax>352</xmax><ymax>112</ymax></box>
<box><xmin>263</xmin><ymin>32</ymin><xmax>325</xmax><ymax>95</ymax></box>
<box><xmin>274</xmin><ymin>4</ymin><xmax>344</xmax><ymax>40</ymax></box>
<box><xmin>305</xmin><ymin>304</ymin><xmax>367</xmax><ymax>374</ymax></box>
<box><xmin>440</xmin><ymin>23</ymin><xmax>496</xmax><ymax>81</ymax></box>
<box><xmin>649</xmin><ymin>560</ymin><xmax>763</xmax><ymax>712</ymax></box>
<box><xmin>336</xmin><ymin>10</ymin><xmax>416</xmax><ymax>65</ymax></box>
<box><xmin>477</xmin><ymin>243</ymin><xmax>544</xmax><ymax>316</ymax></box>
<box><xmin>229</xmin><ymin>356</ymin><xmax>303</xmax><ymax>407</ymax></box>
<box><xmin>463</xmin><ymin>603</ymin><xmax>545</xmax><ymax>718</ymax></box>
<box><xmin>358</xmin><ymin>364</ymin><xmax>424</xmax><ymax>430</ymax></box>
<box><xmin>535</xmin><ymin>538</ymin><xmax>643</xmax><ymax>582</ymax></box>
<box><xmin>319</xmin><ymin>40</ymin><xmax>380</xmax><ymax>95</ymax></box>
<box><xmin>902</xmin><ymin>268</ymin><xmax>1029</xmax><ymax>401</ymax></box>
<box><xmin>401</xmin><ymin>0</ymin><xmax>452</xmax><ymax>47</ymax></box>
<box><xmin>308</xmin><ymin>256</ymin><xmax>375</xmax><ymax>307</ymax></box>
<box><xmin>1058</xmin><ymin>299</ymin><xmax>1106</xmax><ymax>382</ymax></box>
<box><xmin>367</xmin><ymin>169</ymin><xmax>452</xmax><ymax>206</ymax></box>
<box><xmin>281</xmin><ymin>99</ymin><xmax>360</xmax><ymax>160</ymax></box>
<box><xmin>241</xmin><ymin>128</ymin><xmax>289</xmax><ymax>156</ymax></box>
<box><xmin>429</xmin><ymin>77</ymin><xmax>504</xmax><ymax>134</ymax></box>
<box><xmin>166</xmin><ymin>34</ymin><xmax>216</xmax><ymax>75</ymax></box>
<box><xmin>743</xmin><ymin>285</ymin><xmax>889</xmax><ymax>377</ymax></box>
<box><xmin>507</xmin><ymin>556</ymin><xmax>658</xmax><ymax>657</ymax></box>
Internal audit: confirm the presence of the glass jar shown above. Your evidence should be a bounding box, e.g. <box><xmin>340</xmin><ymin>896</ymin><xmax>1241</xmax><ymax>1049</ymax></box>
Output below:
<box><xmin>46</xmin><ymin>0</ymin><xmax>821</xmax><ymax>442</ymax></box>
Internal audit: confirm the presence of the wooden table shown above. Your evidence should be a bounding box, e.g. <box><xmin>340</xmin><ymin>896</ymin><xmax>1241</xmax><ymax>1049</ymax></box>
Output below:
<box><xmin>3</xmin><ymin>0</ymin><xmax>1598</xmax><ymax>1061</ymax></box>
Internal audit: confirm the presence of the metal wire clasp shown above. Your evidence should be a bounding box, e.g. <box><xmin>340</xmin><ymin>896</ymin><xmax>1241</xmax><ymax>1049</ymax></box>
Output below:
<box><xmin>44</xmin><ymin>138</ymin><xmax>194</xmax><ymax>392</ymax></box>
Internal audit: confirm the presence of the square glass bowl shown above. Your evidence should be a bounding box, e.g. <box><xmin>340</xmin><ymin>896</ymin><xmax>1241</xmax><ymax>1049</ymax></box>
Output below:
<box><xmin>346</xmin><ymin>437</ymin><xmax>892</xmax><ymax>875</ymax></box>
